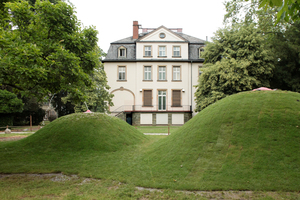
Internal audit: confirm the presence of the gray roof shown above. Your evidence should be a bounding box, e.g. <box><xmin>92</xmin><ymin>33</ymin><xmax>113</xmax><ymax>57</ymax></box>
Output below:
<box><xmin>103</xmin><ymin>31</ymin><xmax>205</xmax><ymax>62</ymax></box>
<box><xmin>105</xmin><ymin>44</ymin><xmax>136</xmax><ymax>60</ymax></box>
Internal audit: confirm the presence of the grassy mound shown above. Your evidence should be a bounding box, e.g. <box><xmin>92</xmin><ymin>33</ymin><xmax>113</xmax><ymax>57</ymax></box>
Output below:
<box><xmin>134</xmin><ymin>90</ymin><xmax>300</xmax><ymax>190</ymax></box>
<box><xmin>8</xmin><ymin>113</ymin><xmax>146</xmax><ymax>152</ymax></box>
<box><xmin>0</xmin><ymin>91</ymin><xmax>299</xmax><ymax>191</ymax></box>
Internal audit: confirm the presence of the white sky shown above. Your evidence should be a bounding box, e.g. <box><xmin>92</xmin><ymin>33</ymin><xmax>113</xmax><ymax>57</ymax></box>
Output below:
<box><xmin>69</xmin><ymin>0</ymin><xmax>227</xmax><ymax>53</ymax></box>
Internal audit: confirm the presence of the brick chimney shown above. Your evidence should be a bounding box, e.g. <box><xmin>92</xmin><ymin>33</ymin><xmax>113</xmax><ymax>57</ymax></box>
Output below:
<box><xmin>133</xmin><ymin>21</ymin><xmax>139</xmax><ymax>39</ymax></box>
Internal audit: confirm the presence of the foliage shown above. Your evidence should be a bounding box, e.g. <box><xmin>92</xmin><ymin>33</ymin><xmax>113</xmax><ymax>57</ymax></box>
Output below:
<box><xmin>0</xmin><ymin>89</ymin><xmax>23</xmax><ymax>113</ymax></box>
<box><xmin>0</xmin><ymin>0</ymin><xmax>108</xmax><ymax>103</ymax></box>
<box><xmin>0</xmin><ymin>114</ymin><xmax>13</xmax><ymax>127</ymax></box>
<box><xmin>195</xmin><ymin>24</ymin><xmax>274</xmax><ymax>111</ymax></box>
<box><xmin>259</xmin><ymin>0</ymin><xmax>300</xmax><ymax>23</ymax></box>
<box><xmin>51</xmin><ymin>91</ymin><xmax>75</xmax><ymax>117</ymax></box>
<box><xmin>270</xmin><ymin>21</ymin><xmax>300</xmax><ymax>92</ymax></box>
<box><xmin>63</xmin><ymin>66</ymin><xmax>114</xmax><ymax>113</ymax></box>
<box><xmin>13</xmin><ymin>97</ymin><xmax>45</xmax><ymax>126</ymax></box>
<box><xmin>0</xmin><ymin>91</ymin><xmax>299</xmax><ymax>191</ymax></box>
<box><xmin>223</xmin><ymin>0</ymin><xmax>300</xmax><ymax>93</ymax></box>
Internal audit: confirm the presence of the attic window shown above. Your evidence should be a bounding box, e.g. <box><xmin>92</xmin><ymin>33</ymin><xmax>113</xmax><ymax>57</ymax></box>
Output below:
<box><xmin>199</xmin><ymin>47</ymin><xmax>204</xmax><ymax>58</ymax></box>
<box><xmin>118</xmin><ymin>46</ymin><xmax>126</xmax><ymax>58</ymax></box>
<box><xmin>159</xmin><ymin>33</ymin><xmax>166</xmax><ymax>39</ymax></box>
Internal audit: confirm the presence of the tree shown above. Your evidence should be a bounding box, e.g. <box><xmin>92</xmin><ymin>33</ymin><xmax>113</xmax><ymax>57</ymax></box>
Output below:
<box><xmin>0</xmin><ymin>89</ymin><xmax>23</xmax><ymax>126</ymax></box>
<box><xmin>224</xmin><ymin>0</ymin><xmax>300</xmax><ymax>93</ymax></box>
<box><xmin>195</xmin><ymin>24</ymin><xmax>274</xmax><ymax>112</ymax></box>
<box><xmin>270</xmin><ymin>21</ymin><xmax>300</xmax><ymax>92</ymax></box>
<box><xmin>13</xmin><ymin>97</ymin><xmax>45</xmax><ymax>125</ymax></box>
<box><xmin>0</xmin><ymin>0</ymin><xmax>108</xmax><ymax>103</ymax></box>
<box><xmin>259</xmin><ymin>0</ymin><xmax>300</xmax><ymax>23</ymax></box>
<box><xmin>63</xmin><ymin>66</ymin><xmax>114</xmax><ymax>113</ymax></box>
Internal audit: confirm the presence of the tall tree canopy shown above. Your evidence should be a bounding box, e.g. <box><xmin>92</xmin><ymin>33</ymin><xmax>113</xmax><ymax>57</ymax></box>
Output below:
<box><xmin>259</xmin><ymin>0</ymin><xmax>300</xmax><ymax>23</ymax></box>
<box><xmin>195</xmin><ymin>24</ymin><xmax>274</xmax><ymax>112</ymax></box>
<box><xmin>0</xmin><ymin>0</ymin><xmax>110</xmax><ymax>104</ymax></box>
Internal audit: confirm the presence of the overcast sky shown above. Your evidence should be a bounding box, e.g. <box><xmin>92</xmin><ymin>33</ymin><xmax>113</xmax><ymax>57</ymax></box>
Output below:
<box><xmin>69</xmin><ymin>0</ymin><xmax>227</xmax><ymax>53</ymax></box>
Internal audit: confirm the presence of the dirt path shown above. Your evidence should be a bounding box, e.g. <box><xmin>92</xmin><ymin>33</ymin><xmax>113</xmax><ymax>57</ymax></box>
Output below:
<box><xmin>0</xmin><ymin>135</ymin><xmax>28</xmax><ymax>141</ymax></box>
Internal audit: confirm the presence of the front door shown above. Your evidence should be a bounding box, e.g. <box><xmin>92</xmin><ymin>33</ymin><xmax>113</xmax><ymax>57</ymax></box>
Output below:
<box><xmin>158</xmin><ymin>90</ymin><xmax>166</xmax><ymax>111</ymax></box>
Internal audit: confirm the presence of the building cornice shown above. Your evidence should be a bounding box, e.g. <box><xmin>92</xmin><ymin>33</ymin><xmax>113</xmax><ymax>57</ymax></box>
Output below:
<box><xmin>102</xmin><ymin>59</ymin><xmax>204</xmax><ymax>63</ymax></box>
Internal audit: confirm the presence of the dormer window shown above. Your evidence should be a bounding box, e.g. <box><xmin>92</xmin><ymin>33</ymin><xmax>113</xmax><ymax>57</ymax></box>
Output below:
<box><xmin>199</xmin><ymin>47</ymin><xmax>204</xmax><ymax>58</ymax></box>
<box><xmin>118</xmin><ymin>46</ymin><xmax>126</xmax><ymax>58</ymax></box>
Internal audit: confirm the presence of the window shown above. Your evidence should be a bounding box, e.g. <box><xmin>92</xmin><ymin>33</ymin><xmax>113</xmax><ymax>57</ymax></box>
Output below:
<box><xmin>143</xmin><ymin>90</ymin><xmax>152</xmax><ymax>106</ymax></box>
<box><xmin>199</xmin><ymin>47</ymin><xmax>204</xmax><ymax>58</ymax></box>
<box><xmin>173</xmin><ymin>46</ymin><xmax>180</xmax><ymax>57</ymax></box>
<box><xmin>173</xmin><ymin>66</ymin><xmax>181</xmax><ymax>81</ymax></box>
<box><xmin>159</xmin><ymin>33</ymin><xmax>166</xmax><ymax>39</ymax></box>
<box><xmin>158</xmin><ymin>90</ymin><xmax>167</xmax><ymax>110</ymax></box>
<box><xmin>158</xmin><ymin>66</ymin><xmax>166</xmax><ymax>80</ymax></box>
<box><xmin>144</xmin><ymin>46</ymin><xmax>152</xmax><ymax>57</ymax></box>
<box><xmin>172</xmin><ymin>90</ymin><xmax>181</xmax><ymax>107</ymax></box>
<box><xmin>118</xmin><ymin>66</ymin><xmax>126</xmax><ymax>80</ymax></box>
<box><xmin>118</xmin><ymin>46</ymin><xmax>126</xmax><ymax>58</ymax></box>
<box><xmin>144</xmin><ymin>66</ymin><xmax>152</xmax><ymax>80</ymax></box>
<box><xmin>159</xmin><ymin>46</ymin><xmax>166</xmax><ymax>57</ymax></box>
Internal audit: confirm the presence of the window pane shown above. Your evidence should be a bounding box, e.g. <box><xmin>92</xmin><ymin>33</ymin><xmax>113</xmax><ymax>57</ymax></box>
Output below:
<box><xmin>173</xmin><ymin>67</ymin><xmax>180</xmax><ymax>80</ymax></box>
<box><xmin>173</xmin><ymin>46</ymin><xmax>180</xmax><ymax>56</ymax></box>
<box><xmin>119</xmin><ymin>67</ymin><xmax>125</xmax><ymax>80</ymax></box>
<box><xmin>159</xmin><ymin>47</ymin><xmax>165</xmax><ymax>56</ymax></box>
<box><xmin>144</xmin><ymin>66</ymin><xmax>151</xmax><ymax>80</ymax></box>
<box><xmin>159</xmin><ymin>67</ymin><xmax>166</xmax><ymax>80</ymax></box>
<box><xmin>145</xmin><ymin>46</ymin><xmax>151</xmax><ymax>56</ymax></box>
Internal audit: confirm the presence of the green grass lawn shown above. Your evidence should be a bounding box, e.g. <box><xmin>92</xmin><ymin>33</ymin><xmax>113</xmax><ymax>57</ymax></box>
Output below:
<box><xmin>135</xmin><ymin>126</ymin><xmax>181</xmax><ymax>134</ymax></box>
<box><xmin>0</xmin><ymin>90</ymin><xmax>299</xmax><ymax>195</ymax></box>
<box><xmin>1</xmin><ymin>174</ymin><xmax>299</xmax><ymax>200</ymax></box>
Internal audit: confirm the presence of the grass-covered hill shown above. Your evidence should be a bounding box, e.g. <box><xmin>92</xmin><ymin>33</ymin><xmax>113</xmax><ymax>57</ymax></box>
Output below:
<box><xmin>134</xmin><ymin>90</ymin><xmax>300</xmax><ymax>190</ymax></box>
<box><xmin>15</xmin><ymin>113</ymin><xmax>147</xmax><ymax>152</ymax></box>
<box><xmin>0</xmin><ymin>90</ymin><xmax>299</xmax><ymax>191</ymax></box>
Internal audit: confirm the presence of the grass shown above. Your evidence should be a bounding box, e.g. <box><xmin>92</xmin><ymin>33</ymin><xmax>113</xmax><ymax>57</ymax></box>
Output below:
<box><xmin>135</xmin><ymin>126</ymin><xmax>181</xmax><ymax>133</ymax></box>
<box><xmin>0</xmin><ymin>90</ymin><xmax>299</xmax><ymax>193</ymax></box>
<box><xmin>1</xmin><ymin>174</ymin><xmax>299</xmax><ymax>200</ymax></box>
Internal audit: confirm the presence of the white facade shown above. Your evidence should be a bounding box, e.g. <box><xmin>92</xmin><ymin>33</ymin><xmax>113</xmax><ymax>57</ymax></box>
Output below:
<box><xmin>103</xmin><ymin>22</ymin><xmax>205</xmax><ymax>125</ymax></box>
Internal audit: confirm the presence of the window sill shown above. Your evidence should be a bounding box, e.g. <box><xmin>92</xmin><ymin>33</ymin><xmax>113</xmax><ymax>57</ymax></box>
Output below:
<box><xmin>172</xmin><ymin>56</ymin><xmax>181</xmax><ymax>58</ymax></box>
<box><xmin>142</xmin><ymin>105</ymin><xmax>154</xmax><ymax>107</ymax></box>
<box><xmin>172</xmin><ymin>80</ymin><xmax>182</xmax><ymax>82</ymax></box>
<box><xmin>158</xmin><ymin>56</ymin><xmax>167</xmax><ymax>58</ymax></box>
<box><xmin>171</xmin><ymin>106</ymin><xmax>182</xmax><ymax>107</ymax></box>
<box><xmin>117</xmin><ymin>80</ymin><xmax>127</xmax><ymax>82</ymax></box>
<box><xmin>143</xmin><ymin>56</ymin><xmax>153</xmax><ymax>58</ymax></box>
<box><xmin>143</xmin><ymin>80</ymin><xmax>153</xmax><ymax>82</ymax></box>
<box><xmin>157</xmin><ymin>80</ymin><xmax>167</xmax><ymax>82</ymax></box>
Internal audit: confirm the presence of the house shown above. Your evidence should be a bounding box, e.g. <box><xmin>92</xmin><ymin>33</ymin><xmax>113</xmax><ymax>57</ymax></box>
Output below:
<box><xmin>103</xmin><ymin>21</ymin><xmax>205</xmax><ymax>126</ymax></box>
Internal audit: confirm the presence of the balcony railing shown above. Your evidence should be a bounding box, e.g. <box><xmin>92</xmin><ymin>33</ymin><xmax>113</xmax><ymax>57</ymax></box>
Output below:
<box><xmin>110</xmin><ymin>105</ymin><xmax>192</xmax><ymax>114</ymax></box>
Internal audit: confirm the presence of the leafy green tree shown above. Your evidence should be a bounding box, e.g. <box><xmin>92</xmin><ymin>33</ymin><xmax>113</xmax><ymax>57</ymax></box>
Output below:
<box><xmin>224</xmin><ymin>0</ymin><xmax>300</xmax><ymax>93</ymax></box>
<box><xmin>0</xmin><ymin>0</ymin><xmax>108</xmax><ymax>103</ymax></box>
<box><xmin>195</xmin><ymin>24</ymin><xmax>274</xmax><ymax>112</ymax></box>
<box><xmin>63</xmin><ymin>66</ymin><xmax>114</xmax><ymax>113</ymax></box>
<box><xmin>0</xmin><ymin>90</ymin><xmax>23</xmax><ymax>113</ymax></box>
<box><xmin>259</xmin><ymin>0</ymin><xmax>300</xmax><ymax>23</ymax></box>
<box><xmin>270</xmin><ymin>21</ymin><xmax>300</xmax><ymax>92</ymax></box>
<box><xmin>13</xmin><ymin>97</ymin><xmax>45</xmax><ymax>125</ymax></box>
<box><xmin>51</xmin><ymin>91</ymin><xmax>75</xmax><ymax>117</ymax></box>
<box><xmin>0</xmin><ymin>89</ymin><xmax>23</xmax><ymax>126</ymax></box>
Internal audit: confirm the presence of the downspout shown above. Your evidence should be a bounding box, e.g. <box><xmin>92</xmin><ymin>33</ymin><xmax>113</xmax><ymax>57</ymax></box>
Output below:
<box><xmin>190</xmin><ymin>61</ymin><xmax>193</xmax><ymax>112</ymax></box>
